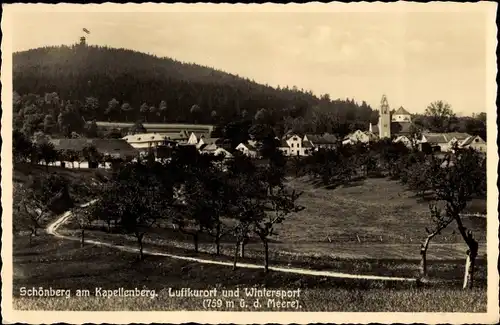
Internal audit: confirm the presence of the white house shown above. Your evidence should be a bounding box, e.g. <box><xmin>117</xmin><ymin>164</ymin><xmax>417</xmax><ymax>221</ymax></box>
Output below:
<box><xmin>342</xmin><ymin>130</ymin><xmax>378</xmax><ymax>145</ymax></box>
<box><xmin>420</xmin><ymin>132</ymin><xmax>471</xmax><ymax>152</ymax></box>
<box><xmin>303</xmin><ymin>133</ymin><xmax>337</xmax><ymax>150</ymax></box>
<box><xmin>236</xmin><ymin>140</ymin><xmax>259</xmax><ymax>158</ymax></box>
<box><xmin>393</xmin><ymin>135</ymin><xmax>413</xmax><ymax>148</ymax></box>
<box><xmin>200</xmin><ymin>144</ymin><xmax>233</xmax><ymax>159</ymax></box>
<box><xmin>460</xmin><ymin>135</ymin><xmax>487</xmax><ymax>152</ymax></box>
<box><xmin>278</xmin><ymin>134</ymin><xmax>312</xmax><ymax>156</ymax></box>
<box><xmin>122</xmin><ymin>133</ymin><xmax>167</xmax><ymax>155</ymax></box>
<box><xmin>196</xmin><ymin>137</ymin><xmax>220</xmax><ymax>149</ymax></box>
<box><xmin>188</xmin><ymin>132</ymin><xmax>210</xmax><ymax>145</ymax></box>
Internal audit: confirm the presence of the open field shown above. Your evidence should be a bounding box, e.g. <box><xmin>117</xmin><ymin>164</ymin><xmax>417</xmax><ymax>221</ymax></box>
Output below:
<box><xmin>61</xmin><ymin>174</ymin><xmax>487</xmax><ymax>262</ymax></box>
<box><xmin>279</xmin><ymin>176</ymin><xmax>486</xmax><ymax>244</ymax></box>
<box><xmin>11</xmin><ymin>166</ymin><xmax>488</xmax><ymax>311</ymax></box>
<box><xmin>12</xmin><ymin>235</ymin><xmax>487</xmax><ymax>312</ymax></box>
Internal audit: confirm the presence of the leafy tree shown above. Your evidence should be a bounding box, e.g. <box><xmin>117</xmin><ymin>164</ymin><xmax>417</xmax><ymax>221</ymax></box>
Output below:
<box><xmin>105</xmin><ymin>98</ymin><xmax>119</xmax><ymax>121</ymax></box>
<box><xmin>254</xmin><ymin>176</ymin><xmax>304</xmax><ymax>272</ymax></box>
<box><xmin>14</xmin><ymin>184</ymin><xmax>49</xmax><ymax>245</ymax></box>
<box><xmin>426</xmin><ymin>147</ymin><xmax>486</xmax><ymax>289</ymax></box>
<box><xmin>129</xmin><ymin>120</ymin><xmax>147</xmax><ymax>135</ymax></box>
<box><xmin>159</xmin><ymin>100</ymin><xmax>168</xmax><ymax>122</ymax></box>
<box><xmin>424</xmin><ymin>100</ymin><xmax>455</xmax><ymax>132</ymax></box>
<box><xmin>121</xmin><ymin>102</ymin><xmax>134</xmax><ymax>122</ymax></box>
<box><xmin>112</xmin><ymin>162</ymin><xmax>174</xmax><ymax>259</ymax></box>
<box><xmin>72</xmin><ymin>204</ymin><xmax>96</xmax><ymax>247</ymax></box>
<box><xmin>13</xmin><ymin>130</ymin><xmax>34</xmax><ymax>163</ymax></box>
<box><xmin>37</xmin><ymin>142</ymin><xmax>58</xmax><ymax>170</ymax></box>
<box><xmin>140</xmin><ymin>103</ymin><xmax>149</xmax><ymax>122</ymax></box>
<box><xmin>84</xmin><ymin>96</ymin><xmax>100</xmax><ymax>119</ymax></box>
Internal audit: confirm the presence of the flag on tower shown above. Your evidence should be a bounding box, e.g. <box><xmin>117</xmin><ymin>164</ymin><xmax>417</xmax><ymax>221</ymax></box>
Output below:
<box><xmin>83</xmin><ymin>28</ymin><xmax>90</xmax><ymax>34</ymax></box>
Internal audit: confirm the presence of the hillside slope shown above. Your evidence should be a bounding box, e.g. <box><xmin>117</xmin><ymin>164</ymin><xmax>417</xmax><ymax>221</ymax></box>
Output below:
<box><xmin>13</xmin><ymin>44</ymin><xmax>377</xmax><ymax>127</ymax></box>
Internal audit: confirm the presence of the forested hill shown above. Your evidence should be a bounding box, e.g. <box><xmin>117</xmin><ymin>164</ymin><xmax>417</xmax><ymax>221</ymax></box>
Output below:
<box><xmin>13</xmin><ymin>44</ymin><xmax>378</xmax><ymax>135</ymax></box>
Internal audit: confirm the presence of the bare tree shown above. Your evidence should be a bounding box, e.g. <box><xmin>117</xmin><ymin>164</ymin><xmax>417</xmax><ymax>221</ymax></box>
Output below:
<box><xmin>419</xmin><ymin>202</ymin><xmax>454</xmax><ymax>278</ymax></box>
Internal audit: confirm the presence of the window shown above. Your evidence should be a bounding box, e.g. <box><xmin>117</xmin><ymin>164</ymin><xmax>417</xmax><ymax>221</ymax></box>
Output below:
<box><xmin>291</xmin><ymin>143</ymin><xmax>294</xmax><ymax>148</ymax></box>
<box><xmin>475</xmin><ymin>138</ymin><xmax>479</xmax><ymax>142</ymax></box>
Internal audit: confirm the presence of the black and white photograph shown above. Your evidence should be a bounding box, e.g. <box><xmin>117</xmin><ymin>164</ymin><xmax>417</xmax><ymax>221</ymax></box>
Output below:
<box><xmin>1</xmin><ymin>2</ymin><xmax>498</xmax><ymax>324</ymax></box>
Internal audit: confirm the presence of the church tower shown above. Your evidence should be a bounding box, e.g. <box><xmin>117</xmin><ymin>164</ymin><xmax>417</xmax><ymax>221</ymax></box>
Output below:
<box><xmin>378</xmin><ymin>94</ymin><xmax>391</xmax><ymax>139</ymax></box>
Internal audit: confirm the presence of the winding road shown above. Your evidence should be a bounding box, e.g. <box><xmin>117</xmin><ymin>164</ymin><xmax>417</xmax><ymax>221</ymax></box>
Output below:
<box><xmin>46</xmin><ymin>201</ymin><xmax>418</xmax><ymax>283</ymax></box>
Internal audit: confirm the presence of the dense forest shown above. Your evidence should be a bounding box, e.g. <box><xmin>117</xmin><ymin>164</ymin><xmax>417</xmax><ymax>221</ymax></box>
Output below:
<box><xmin>13</xmin><ymin>44</ymin><xmax>377</xmax><ymax>136</ymax></box>
<box><xmin>13</xmin><ymin>43</ymin><xmax>486</xmax><ymax>141</ymax></box>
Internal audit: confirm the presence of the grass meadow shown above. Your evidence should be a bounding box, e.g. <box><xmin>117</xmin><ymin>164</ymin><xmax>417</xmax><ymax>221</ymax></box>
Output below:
<box><xmin>11</xmin><ymin>166</ymin><xmax>488</xmax><ymax>312</ymax></box>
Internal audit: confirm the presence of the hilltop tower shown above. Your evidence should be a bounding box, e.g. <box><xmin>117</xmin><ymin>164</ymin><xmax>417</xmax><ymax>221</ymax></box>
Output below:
<box><xmin>79</xmin><ymin>36</ymin><xmax>87</xmax><ymax>46</ymax></box>
<box><xmin>378</xmin><ymin>94</ymin><xmax>391</xmax><ymax>139</ymax></box>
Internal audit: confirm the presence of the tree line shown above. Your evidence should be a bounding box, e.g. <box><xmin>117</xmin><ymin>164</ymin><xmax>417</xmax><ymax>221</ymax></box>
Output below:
<box><xmin>13</xmin><ymin>45</ymin><xmax>378</xmax><ymax>136</ymax></box>
<box><xmin>14</xmin><ymin>132</ymin><xmax>486</xmax><ymax>288</ymax></box>
<box><xmin>296</xmin><ymin>141</ymin><xmax>486</xmax><ymax>289</ymax></box>
<box><xmin>70</xmin><ymin>147</ymin><xmax>303</xmax><ymax>273</ymax></box>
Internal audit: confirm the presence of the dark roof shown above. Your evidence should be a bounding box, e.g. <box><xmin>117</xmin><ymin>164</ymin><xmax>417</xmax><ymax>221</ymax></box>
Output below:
<box><xmin>394</xmin><ymin>106</ymin><xmax>411</xmax><ymax>115</ymax></box>
<box><xmin>305</xmin><ymin>133</ymin><xmax>337</xmax><ymax>144</ymax></box>
<box><xmin>423</xmin><ymin>132</ymin><xmax>472</xmax><ymax>144</ymax></box>
<box><xmin>461</xmin><ymin>135</ymin><xmax>485</xmax><ymax>146</ymax></box>
<box><xmin>200</xmin><ymin>137</ymin><xmax>221</xmax><ymax>146</ymax></box>
<box><xmin>391</xmin><ymin>122</ymin><xmax>412</xmax><ymax>135</ymax></box>
<box><xmin>50</xmin><ymin>138</ymin><xmax>138</xmax><ymax>157</ymax></box>
<box><xmin>302</xmin><ymin>140</ymin><xmax>313</xmax><ymax>148</ymax></box>
<box><xmin>279</xmin><ymin>139</ymin><xmax>290</xmax><ymax>148</ymax></box>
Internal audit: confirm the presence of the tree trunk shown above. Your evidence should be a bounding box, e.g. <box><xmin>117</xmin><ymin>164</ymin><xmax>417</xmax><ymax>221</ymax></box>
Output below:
<box><xmin>463</xmin><ymin>237</ymin><xmax>479</xmax><ymax>289</ymax></box>
<box><xmin>215</xmin><ymin>223</ymin><xmax>221</xmax><ymax>255</ymax></box>
<box><xmin>193</xmin><ymin>233</ymin><xmax>199</xmax><ymax>253</ymax></box>
<box><xmin>419</xmin><ymin>234</ymin><xmax>435</xmax><ymax>278</ymax></box>
<box><xmin>233</xmin><ymin>241</ymin><xmax>240</xmax><ymax>271</ymax></box>
<box><xmin>240</xmin><ymin>238</ymin><xmax>248</xmax><ymax>258</ymax></box>
<box><xmin>263</xmin><ymin>239</ymin><xmax>269</xmax><ymax>273</ymax></box>
<box><xmin>419</xmin><ymin>244</ymin><xmax>428</xmax><ymax>278</ymax></box>
<box><xmin>81</xmin><ymin>228</ymin><xmax>85</xmax><ymax>247</ymax></box>
<box><xmin>138</xmin><ymin>233</ymin><xmax>145</xmax><ymax>260</ymax></box>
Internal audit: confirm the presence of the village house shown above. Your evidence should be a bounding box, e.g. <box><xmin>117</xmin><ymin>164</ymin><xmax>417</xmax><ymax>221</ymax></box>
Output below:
<box><xmin>393</xmin><ymin>135</ymin><xmax>414</xmax><ymax>148</ymax></box>
<box><xmin>49</xmin><ymin>138</ymin><xmax>138</xmax><ymax>169</ymax></box>
<box><xmin>96</xmin><ymin>121</ymin><xmax>214</xmax><ymax>137</ymax></box>
<box><xmin>419</xmin><ymin>132</ymin><xmax>472</xmax><ymax>152</ymax></box>
<box><xmin>303</xmin><ymin>133</ymin><xmax>338</xmax><ymax>150</ymax></box>
<box><xmin>459</xmin><ymin>135</ymin><xmax>487</xmax><ymax>152</ymax></box>
<box><xmin>236</xmin><ymin>140</ymin><xmax>260</xmax><ymax>158</ymax></box>
<box><xmin>187</xmin><ymin>131</ymin><xmax>211</xmax><ymax>145</ymax></box>
<box><xmin>342</xmin><ymin>130</ymin><xmax>378</xmax><ymax>145</ymax></box>
<box><xmin>122</xmin><ymin>133</ymin><xmax>169</xmax><ymax>155</ymax></box>
<box><xmin>278</xmin><ymin>134</ymin><xmax>313</xmax><ymax>156</ymax></box>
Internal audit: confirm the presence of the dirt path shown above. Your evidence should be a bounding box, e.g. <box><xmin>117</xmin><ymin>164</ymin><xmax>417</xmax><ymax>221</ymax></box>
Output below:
<box><xmin>46</xmin><ymin>202</ymin><xmax>418</xmax><ymax>283</ymax></box>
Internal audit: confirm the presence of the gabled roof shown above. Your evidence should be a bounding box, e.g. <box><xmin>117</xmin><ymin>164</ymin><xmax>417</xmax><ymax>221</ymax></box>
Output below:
<box><xmin>279</xmin><ymin>139</ymin><xmax>291</xmax><ymax>148</ymax></box>
<box><xmin>391</xmin><ymin>122</ymin><xmax>412</xmax><ymax>135</ymax></box>
<box><xmin>50</xmin><ymin>138</ymin><xmax>137</xmax><ymax>157</ymax></box>
<box><xmin>305</xmin><ymin>133</ymin><xmax>337</xmax><ymax>144</ymax></box>
<box><xmin>201</xmin><ymin>137</ymin><xmax>220</xmax><ymax>145</ymax></box>
<box><xmin>123</xmin><ymin>133</ymin><xmax>166</xmax><ymax>143</ymax></box>
<box><xmin>461</xmin><ymin>135</ymin><xmax>485</xmax><ymax>147</ymax></box>
<box><xmin>302</xmin><ymin>140</ymin><xmax>313</xmax><ymax>148</ymax></box>
<box><xmin>394</xmin><ymin>106</ymin><xmax>411</xmax><ymax>115</ymax></box>
<box><xmin>423</xmin><ymin>132</ymin><xmax>472</xmax><ymax>144</ymax></box>
<box><xmin>238</xmin><ymin>142</ymin><xmax>258</xmax><ymax>151</ymax></box>
<box><xmin>200</xmin><ymin>143</ymin><xmax>218</xmax><ymax>152</ymax></box>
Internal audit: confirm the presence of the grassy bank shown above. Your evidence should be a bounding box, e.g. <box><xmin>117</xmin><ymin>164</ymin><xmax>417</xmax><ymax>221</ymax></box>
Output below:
<box><xmin>12</xmin><ymin>234</ymin><xmax>487</xmax><ymax>312</ymax></box>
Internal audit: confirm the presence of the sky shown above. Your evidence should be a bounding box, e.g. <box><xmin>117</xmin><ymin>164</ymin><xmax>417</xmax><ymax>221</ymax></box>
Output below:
<box><xmin>6</xmin><ymin>3</ymin><xmax>495</xmax><ymax>116</ymax></box>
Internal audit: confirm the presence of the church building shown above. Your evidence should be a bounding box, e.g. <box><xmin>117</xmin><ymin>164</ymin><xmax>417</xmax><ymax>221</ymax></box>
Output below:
<box><xmin>369</xmin><ymin>95</ymin><xmax>413</xmax><ymax>139</ymax></box>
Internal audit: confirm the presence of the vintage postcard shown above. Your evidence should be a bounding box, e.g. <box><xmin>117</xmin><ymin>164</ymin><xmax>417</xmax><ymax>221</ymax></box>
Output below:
<box><xmin>1</xmin><ymin>2</ymin><xmax>499</xmax><ymax>324</ymax></box>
